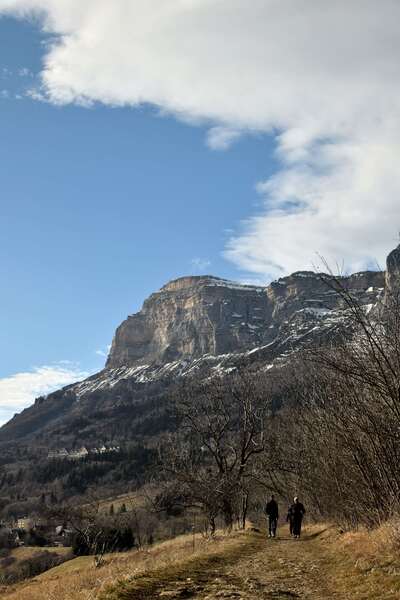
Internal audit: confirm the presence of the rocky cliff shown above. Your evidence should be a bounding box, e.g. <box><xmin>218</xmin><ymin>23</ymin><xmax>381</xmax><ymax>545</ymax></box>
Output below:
<box><xmin>386</xmin><ymin>245</ymin><xmax>400</xmax><ymax>293</ymax></box>
<box><xmin>106</xmin><ymin>270</ymin><xmax>385</xmax><ymax>369</ymax></box>
<box><xmin>106</xmin><ymin>276</ymin><xmax>270</xmax><ymax>369</ymax></box>
<box><xmin>0</xmin><ymin>254</ymin><xmax>390</xmax><ymax>446</ymax></box>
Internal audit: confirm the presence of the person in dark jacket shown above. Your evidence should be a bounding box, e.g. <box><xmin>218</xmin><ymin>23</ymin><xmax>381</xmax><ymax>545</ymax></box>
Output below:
<box><xmin>265</xmin><ymin>495</ymin><xmax>279</xmax><ymax>538</ymax></box>
<box><xmin>286</xmin><ymin>505</ymin><xmax>294</xmax><ymax>536</ymax></box>
<box><xmin>289</xmin><ymin>496</ymin><xmax>306</xmax><ymax>538</ymax></box>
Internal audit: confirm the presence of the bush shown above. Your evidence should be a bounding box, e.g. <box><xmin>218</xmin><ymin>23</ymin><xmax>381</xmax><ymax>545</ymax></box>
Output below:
<box><xmin>16</xmin><ymin>551</ymin><xmax>67</xmax><ymax>581</ymax></box>
<box><xmin>385</xmin><ymin>518</ymin><xmax>400</xmax><ymax>552</ymax></box>
<box><xmin>0</xmin><ymin>528</ymin><xmax>17</xmax><ymax>549</ymax></box>
<box><xmin>0</xmin><ymin>555</ymin><xmax>16</xmax><ymax>568</ymax></box>
<box><xmin>0</xmin><ymin>551</ymin><xmax>71</xmax><ymax>584</ymax></box>
<box><xmin>72</xmin><ymin>526</ymin><xmax>135</xmax><ymax>556</ymax></box>
<box><xmin>22</xmin><ymin>529</ymin><xmax>48</xmax><ymax>547</ymax></box>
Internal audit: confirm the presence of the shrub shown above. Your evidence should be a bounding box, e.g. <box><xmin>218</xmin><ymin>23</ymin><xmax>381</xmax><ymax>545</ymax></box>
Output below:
<box><xmin>16</xmin><ymin>551</ymin><xmax>68</xmax><ymax>580</ymax></box>
<box><xmin>0</xmin><ymin>555</ymin><xmax>16</xmax><ymax>568</ymax></box>
<box><xmin>0</xmin><ymin>528</ymin><xmax>17</xmax><ymax>549</ymax></box>
<box><xmin>72</xmin><ymin>526</ymin><xmax>135</xmax><ymax>556</ymax></box>
<box><xmin>385</xmin><ymin>517</ymin><xmax>400</xmax><ymax>552</ymax></box>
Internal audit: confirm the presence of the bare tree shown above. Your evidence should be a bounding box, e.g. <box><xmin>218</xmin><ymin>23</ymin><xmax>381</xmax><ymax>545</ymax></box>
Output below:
<box><xmin>47</xmin><ymin>494</ymin><xmax>127</xmax><ymax>567</ymax></box>
<box><xmin>157</xmin><ymin>369</ymin><xmax>270</xmax><ymax>531</ymax></box>
<box><xmin>267</xmin><ymin>270</ymin><xmax>400</xmax><ymax>526</ymax></box>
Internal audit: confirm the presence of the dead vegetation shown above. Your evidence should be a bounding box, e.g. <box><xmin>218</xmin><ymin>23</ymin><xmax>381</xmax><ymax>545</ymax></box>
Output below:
<box><xmin>1</xmin><ymin>528</ymin><xmax>248</xmax><ymax>600</ymax></box>
<box><xmin>3</xmin><ymin>522</ymin><xmax>400</xmax><ymax>599</ymax></box>
<box><xmin>157</xmin><ymin>370</ymin><xmax>269</xmax><ymax>533</ymax></box>
<box><xmin>0</xmin><ymin>545</ymin><xmax>72</xmax><ymax>590</ymax></box>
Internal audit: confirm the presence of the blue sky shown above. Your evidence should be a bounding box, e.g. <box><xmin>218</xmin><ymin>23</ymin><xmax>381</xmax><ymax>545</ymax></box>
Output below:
<box><xmin>0</xmin><ymin>15</ymin><xmax>278</xmax><ymax>422</ymax></box>
<box><xmin>0</xmin><ymin>2</ymin><xmax>398</xmax><ymax>424</ymax></box>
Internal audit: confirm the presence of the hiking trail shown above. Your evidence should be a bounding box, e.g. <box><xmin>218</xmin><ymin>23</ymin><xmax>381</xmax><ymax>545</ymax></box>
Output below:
<box><xmin>101</xmin><ymin>525</ymin><xmax>345</xmax><ymax>599</ymax></box>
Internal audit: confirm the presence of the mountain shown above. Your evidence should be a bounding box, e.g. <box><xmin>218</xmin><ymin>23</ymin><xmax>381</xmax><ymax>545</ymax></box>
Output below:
<box><xmin>106</xmin><ymin>270</ymin><xmax>384</xmax><ymax>370</ymax></box>
<box><xmin>106</xmin><ymin>276</ymin><xmax>270</xmax><ymax>368</ymax></box>
<box><xmin>0</xmin><ymin>263</ymin><xmax>388</xmax><ymax>449</ymax></box>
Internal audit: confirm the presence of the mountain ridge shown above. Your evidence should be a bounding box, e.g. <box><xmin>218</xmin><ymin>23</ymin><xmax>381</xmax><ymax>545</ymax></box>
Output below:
<box><xmin>106</xmin><ymin>269</ymin><xmax>384</xmax><ymax>369</ymax></box>
<box><xmin>0</xmin><ymin>257</ymin><xmax>393</xmax><ymax>448</ymax></box>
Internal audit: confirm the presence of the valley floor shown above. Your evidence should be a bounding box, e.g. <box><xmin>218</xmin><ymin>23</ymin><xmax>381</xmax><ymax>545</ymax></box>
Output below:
<box><xmin>4</xmin><ymin>523</ymin><xmax>400</xmax><ymax>599</ymax></box>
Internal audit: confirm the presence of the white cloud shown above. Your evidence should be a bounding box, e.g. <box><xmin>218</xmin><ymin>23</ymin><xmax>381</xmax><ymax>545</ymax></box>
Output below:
<box><xmin>25</xmin><ymin>87</ymin><xmax>47</xmax><ymax>102</ymax></box>
<box><xmin>191</xmin><ymin>257</ymin><xmax>211</xmax><ymax>272</ymax></box>
<box><xmin>95</xmin><ymin>345</ymin><xmax>111</xmax><ymax>358</ymax></box>
<box><xmin>0</xmin><ymin>363</ymin><xmax>89</xmax><ymax>426</ymax></box>
<box><xmin>18</xmin><ymin>66</ymin><xmax>32</xmax><ymax>77</ymax></box>
<box><xmin>1</xmin><ymin>1</ymin><xmax>400</xmax><ymax>277</ymax></box>
<box><xmin>206</xmin><ymin>127</ymin><xmax>242</xmax><ymax>151</ymax></box>
<box><xmin>225</xmin><ymin>139</ymin><xmax>399</xmax><ymax>277</ymax></box>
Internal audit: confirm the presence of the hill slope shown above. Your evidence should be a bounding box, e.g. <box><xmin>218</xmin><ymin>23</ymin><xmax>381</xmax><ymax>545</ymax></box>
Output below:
<box><xmin>0</xmin><ymin>267</ymin><xmax>385</xmax><ymax>447</ymax></box>
<box><xmin>3</xmin><ymin>523</ymin><xmax>400</xmax><ymax>599</ymax></box>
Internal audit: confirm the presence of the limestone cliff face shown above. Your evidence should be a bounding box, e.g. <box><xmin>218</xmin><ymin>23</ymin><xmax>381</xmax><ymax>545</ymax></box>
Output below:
<box><xmin>386</xmin><ymin>245</ymin><xmax>400</xmax><ymax>293</ymax></box>
<box><xmin>267</xmin><ymin>270</ymin><xmax>384</xmax><ymax>319</ymax></box>
<box><xmin>106</xmin><ymin>276</ymin><xmax>271</xmax><ymax>368</ymax></box>
<box><xmin>106</xmin><ymin>270</ymin><xmax>385</xmax><ymax>369</ymax></box>
<box><xmin>0</xmin><ymin>262</ymin><xmax>388</xmax><ymax>445</ymax></box>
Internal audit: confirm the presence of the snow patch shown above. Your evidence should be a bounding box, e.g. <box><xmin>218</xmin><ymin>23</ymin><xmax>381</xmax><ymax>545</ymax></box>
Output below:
<box><xmin>301</xmin><ymin>307</ymin><xmax>332</xmax><ymax>317</ymax></box>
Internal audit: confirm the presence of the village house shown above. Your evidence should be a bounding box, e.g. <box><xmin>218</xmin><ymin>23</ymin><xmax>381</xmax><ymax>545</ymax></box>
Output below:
<box><xmin>17</xmin><ymin>517</ymin><xmax>34</xmax><ymax>530</ymax></box>
<box><xmin>68</xmin><ymin>446</ymin><xmax>89</xmax><ymax>460</ymax></box>
<box><xmin>47</xmin><ymin>448</ymin><xmax>69</xmax><ymax>460</ymax></box>
<box><xmin>47</xmin><ymin>444</ymin><xmax>121</xmax><ymax>460</ymax></box>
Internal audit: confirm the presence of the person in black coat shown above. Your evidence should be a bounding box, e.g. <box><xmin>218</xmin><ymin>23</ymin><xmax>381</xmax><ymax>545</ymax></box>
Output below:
<box><xmin>289</xmin><ymin>496</ymin><xmax>306</xmax><ymax>538</ymax></box>
<box><xmin>265</xmin><ymin>495</ymin><xmax>279</xmax><ymax>538</ymax></box>
<box><xmin>286</xmin><ymin>505</ymin><xmax>294</xmax><ymax>536</ymax></box>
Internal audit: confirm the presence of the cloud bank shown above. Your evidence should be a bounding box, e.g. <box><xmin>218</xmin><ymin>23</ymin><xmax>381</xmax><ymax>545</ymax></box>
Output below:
<box><xmin>0</xmin><ymin>363</ymin><xmax>89</xmax><ymax>425</ymax></box>
<box><xmin>1</xmin><ymin>0</ymin><xmax>399</xmax><ymax>277</ymax></box>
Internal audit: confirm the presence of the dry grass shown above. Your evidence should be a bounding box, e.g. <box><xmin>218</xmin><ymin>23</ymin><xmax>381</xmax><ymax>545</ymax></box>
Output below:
<box><xmin>96</xmin><ymin>524</ymin><xmax>400</xmax><ymax>600</ymax></box>
<box><xmin>10</xmin><ymin>546</ymin><xmax>71</xmax><ymax>561</ymax></box>
<box><xmin>84</xmin><ymin>484</ymin><xmax>158</xmax><ymax>515</ymax></box>
<box><xmin>3</xmin><ymin>521</ymin><xmax>400</xmax><ymax>599</ymax></box>
<box><xmin>91</xmin><ymin>493</ymin><xmax>145</xmax><ymax>515</ymax></box>
<box><xmin>321</xmin><ymin>521</ymin><xmax>400</xmax><ymax>599</ymax></box>
<box><xmin>1</xmin><ymin>530</ymin><xmax>245</xmax><ymax>600</ymax></box>
<box><xmin>0</xmin><ymin>545</ymin><xmax>73</xmax><ymax>597</ymax></box>
<box><xmin>98</xmin><ymin>531</ymin><xmax>260</xmax><ymax>600</ymax></box>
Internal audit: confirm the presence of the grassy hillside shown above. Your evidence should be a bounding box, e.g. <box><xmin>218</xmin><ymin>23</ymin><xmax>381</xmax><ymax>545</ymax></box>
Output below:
<box><xmin>0</xmin><ymin>545</ymin><xmax>72</xmax><ymax>590</ymax></box>
<box><xmin>3</xmin><ymin>521</ymin><xmax>400</xmax><ymax>599</ymax></box>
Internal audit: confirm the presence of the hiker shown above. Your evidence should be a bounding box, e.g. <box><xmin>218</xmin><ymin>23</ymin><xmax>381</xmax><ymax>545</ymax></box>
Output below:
<box><xmin>286</xmin><ymin>505</ymin><xmax>294</xmax><ymax>536</ymax></box>
<box><xmin>289</xmin><ymin>496</ymin><xmax>306</xmax><ymax>538</ymax></box>
<box><xmin>265</xmin><ymin>494</ymin><xmax>279</xmax><ymax>538</ymax></box>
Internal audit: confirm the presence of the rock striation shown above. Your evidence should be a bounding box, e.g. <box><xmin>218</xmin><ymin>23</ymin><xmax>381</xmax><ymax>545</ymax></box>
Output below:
<box><xmin>106</xmin><ymin>276</ymin><xmax>270</xmax><ymax>368</ymax></box>
<box><xmin>386</xmin><ymin>245</ymin><xmax>400</xmax><ymax>294</ymax></box>
<box><xmin>106</xmin><ymin>270</ymin><xmax>385</xmax><ymax>370</ymax></box>
<box><xmin>0</xmin><ymin>255</ymin><xmax>390</xmax><ymax>445</ymax></box>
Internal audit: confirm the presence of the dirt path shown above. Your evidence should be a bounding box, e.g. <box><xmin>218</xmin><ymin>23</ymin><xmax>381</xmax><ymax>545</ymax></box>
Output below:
<box><xmin>218</xmin><ymin>527</ymin><xmax>333</xmax><ymax>600</ymax></box>
<box><xmin>101</xmin><ymin>525</ymin><xmax>340</xmax><ymax>599</ymax></box>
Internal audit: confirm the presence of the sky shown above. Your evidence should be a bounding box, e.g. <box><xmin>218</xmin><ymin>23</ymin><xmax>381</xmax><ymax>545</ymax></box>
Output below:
<box><xmin>0</xmin><ymin>1</ymin><xmax>399</xmax><ymax>424</ymax></box>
